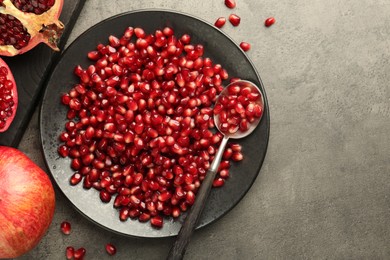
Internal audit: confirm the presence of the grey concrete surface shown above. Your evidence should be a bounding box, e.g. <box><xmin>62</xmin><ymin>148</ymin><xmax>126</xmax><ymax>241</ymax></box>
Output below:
<box><xmin>15</xmin><ymin>0</ymin><xmax>390</xmax><ymax>259</ymax></box>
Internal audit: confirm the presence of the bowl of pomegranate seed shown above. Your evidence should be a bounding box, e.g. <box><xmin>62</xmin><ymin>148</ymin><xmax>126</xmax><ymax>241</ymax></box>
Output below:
<box><xmin>40</xmin><ymin>9</ymin><xmax>270</xmax><ymax>238</ymax></box>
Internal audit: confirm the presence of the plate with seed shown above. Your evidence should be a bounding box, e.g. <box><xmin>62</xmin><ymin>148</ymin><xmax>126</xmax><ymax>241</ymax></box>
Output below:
<box><xmin>40</xmin><ymin>9</ymin><xmax>270</xmax><ymax>238</ymax></box>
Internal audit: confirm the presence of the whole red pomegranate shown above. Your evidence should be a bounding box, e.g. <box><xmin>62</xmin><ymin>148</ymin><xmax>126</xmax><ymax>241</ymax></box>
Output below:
<box><xmin>0</xmin><ymin>58</ymin><xmax>17</xmax><ymax>132</ymax></box>
<box><xmin>0</xmin><ymin>0</ymin><xmax>64</xmax><ymax>56</ymax></box>
<box><xmin>0</xmin><ymin>146</ymin><xmax>55</xmax><ymax>258</ymax></box>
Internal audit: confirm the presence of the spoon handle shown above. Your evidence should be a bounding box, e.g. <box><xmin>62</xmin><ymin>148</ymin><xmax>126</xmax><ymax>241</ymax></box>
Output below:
<box><xmin>167</xmin><ymin>136</ymin><xmax>229</xmax><ymax>260</ymax></box>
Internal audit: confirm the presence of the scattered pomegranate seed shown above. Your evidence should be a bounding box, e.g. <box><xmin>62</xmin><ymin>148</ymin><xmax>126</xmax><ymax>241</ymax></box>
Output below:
<box><xmin>229</xmin><ymin>14</ymin><xmax>241</xmax><ymax>26</ymax></box>
<box><xmin>224</xmin><ymin>0</ymin><xmax>236</xmax><ymax>9</ymax></box>
<box><xmin>66</xmin><ymin>246</ymin><xmax>74</xmax><ymax>260</ymax></box>
<box><xmin>265</xmin><ymin>17</ymin><xmax>276</xmax><ymax>27</ymax></box>
<box><xmin>74</xmin><ymin>247</ymin><xmax>86</xmax><ymax>260</ymax></box>
<box><xmin>214</xmin><ymin>17</ymin><xmax>226</xmax><ymax>28</ymax></box>
<box><xmin>60</xmin><ymin>221</ymin><xmax>71</xmax><ymax>235</ymax></box>
<box><xmin>105</xmin><ymin>243</ymin><xmax>117</xmax><ymax>256</ymax></box>
<box><xmin>239</xmin><ymin>42</ymin><xmax>251</xmax><ymax>52</ymax></box>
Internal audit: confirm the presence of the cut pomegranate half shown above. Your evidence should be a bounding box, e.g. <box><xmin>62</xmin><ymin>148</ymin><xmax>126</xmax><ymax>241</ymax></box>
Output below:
<box><xmin>0</xmin><ymin>0</ymin><xmax>64</xmax><ymax>56</ymax></box>
<box><xmin>0</xmin><ymin>58</ymin><xmax>17</xmax><ymax>132</ymax></box>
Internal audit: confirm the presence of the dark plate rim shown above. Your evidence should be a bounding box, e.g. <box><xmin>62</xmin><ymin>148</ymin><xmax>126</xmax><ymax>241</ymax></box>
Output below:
<box><xmin>39</xmin><ymin>8</ymin><xmax>270</xmax><ymax>238</ymax></box>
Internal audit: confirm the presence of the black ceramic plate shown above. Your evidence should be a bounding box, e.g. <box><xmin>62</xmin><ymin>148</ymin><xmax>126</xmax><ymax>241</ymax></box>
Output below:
<box><xmin>40</xmin><ymin>10</ymin><xmax>270</xmax><ymax>238</ymax></box>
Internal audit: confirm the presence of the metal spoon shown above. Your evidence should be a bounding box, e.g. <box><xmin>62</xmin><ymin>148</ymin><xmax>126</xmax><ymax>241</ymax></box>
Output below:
<box><xmin>167</xmin><ymin>80</ymin><xmax>265</xmax><ymax>260</ymax></box>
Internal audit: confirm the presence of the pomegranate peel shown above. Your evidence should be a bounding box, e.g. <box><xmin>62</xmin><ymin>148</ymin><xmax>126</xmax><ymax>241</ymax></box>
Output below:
<box><xmin>0</xmin><ymin>0</ymin><xmax>64</xmax><ymax>56</ymax></box>
<box><xmin>0</xmin><ymin>57</ymin><xmax>17</xmax><ymax>132</ymax></box>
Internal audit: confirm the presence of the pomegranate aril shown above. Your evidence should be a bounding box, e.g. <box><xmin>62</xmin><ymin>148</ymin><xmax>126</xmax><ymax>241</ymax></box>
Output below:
<box><xmin>100</xmin><ymin>190</ymin><xmax>112</xmax><ymax>203</ymax></box>
<box><xmin>70</xmin><ymin>172</ymin><xmax>82</xmax><ymax>185</ymax></box>
<box><xmin>163</xmin><ymin>27</ymin><xmax>174</xmax><ymax>36</ymax></box>
<box><xmin>225</xmin><ymin>0</ymin><xmax>236</xmax><ymax>9</ymax></box>
<box><xmin>232</xmin><ymin>152</ymin><xmax>243</xmax><ymax>161</ymax></box>
<box><xmin>60</xmin><ymin>221</ymin><xmax>71</xmax><ymax>235</ymax></box>
<box><xmin>265</xmin><ymin>17</ymin><xmax>276</xmax><ymax>27</ymax></box>
<box><xmin>213</xmin><ymin>178</ymin><xmax>225</xmax><ymax>187</ymax></box>
<box><xmin>119</xmin><ymin>207</ymin><xmax>130</xmax><ymax>221</ymax></box>
<box><xmin>229</xmin><ymin>14</ymin><xmax>241</xmax><ymax>26</ymax></box>
<box><xmin>58</xmin><ymin>145</ymin><xmax>69</xmax><ymax>157</ymax></box>
<box><xmin>105</xmin><ymin>243</ymin><xmax>117</xmax><ymax>256</ymax></box>
<box><xmin>239</xmin><ymin>119</ymin><xmax>249</xmax><ymax>131</ymax></box>
<box><xmin>74</xmin><ymin>247</ymin><xmax>86</xmax><ymax>260</ymax></box>
<box><xmin>219</xmin><ymin>169</ymin><xmax>230</xmax><ymax>179</ymax></box>
<box><xmin>66</xmin><ymin>246</ymin><xmax>74</xmax><ymax>260</ymax></box>
<box><xmin>150</xmin><ymin>216</ymin><xmax>163</xmax><ymax>228</ymax></box>
<box><xmin>240</xmin><ymin>42</ymin><xmax>251</xmax><ymax>52</ymax></box>
<box><xmin>158</xmin><ymin>191</ymin><xmax>172</xmax><ymax>202</ymax></box>
<box><xmin>139</xmin><ymin>212</ymin><xmax>151</xmax><ymax>222</ymax></box>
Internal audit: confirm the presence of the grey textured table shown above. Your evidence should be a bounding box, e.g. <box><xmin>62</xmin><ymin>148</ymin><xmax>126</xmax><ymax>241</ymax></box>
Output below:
<box><xmin>17</xmin><ymin>1</ymin><xmax>390</xmax><ymax>259</ymax></box>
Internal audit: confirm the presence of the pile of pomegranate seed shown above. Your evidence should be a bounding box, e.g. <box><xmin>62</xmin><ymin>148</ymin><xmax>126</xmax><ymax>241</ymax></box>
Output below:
<box><xmin>0</xmin><ymin>65</ymin><xmax>15</xmax><ymax>129</ymax></box>
<box><xmin>59</xmin><ymin>26</ymin><xmax>244</xmax><ymax>228</ymax></box>
<box><xmin>214</xmin><ymin>83</ymin><xmax>263</xmax><ymax>135</ymax></box>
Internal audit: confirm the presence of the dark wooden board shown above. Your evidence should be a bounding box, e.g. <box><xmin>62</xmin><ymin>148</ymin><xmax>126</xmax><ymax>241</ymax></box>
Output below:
<box><xmin>0</xmin><ymin>0</ymin><xmax>85</xmax><ymax>147</ymax></box>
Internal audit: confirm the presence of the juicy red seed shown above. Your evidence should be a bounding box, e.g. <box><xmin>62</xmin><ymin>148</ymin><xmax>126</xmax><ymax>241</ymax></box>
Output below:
<box><xmin>74</xmin><ymin>248</ymin><xmax>86</xmax><ymax>259</ymax></box>
<box><xmin>219</xmin><ymin>169</ymin><xmax>230</xmax><ymax>179</ymax></box>
<box><xmin>150</xmin><ymin>216</ymin><xmax>163</xmax><ymax>228</ymax></box>
<box><xmin>186</xmin><ymin>191</ymin><xmax>195</xmax><ymax>205</ymax></box>
<box><xmin>232</xmin><ymin>152</ymin><xmax>243</xmax><ymax>161</ymax></box>
<box><xmin>100</xmin><ymin>190</ymin><xmax>112</xmax><ymax>203</ymax></box>
<box><xmin>163</xmin><ymin>27</ymin><xmax>174</xmax><ymax>36</ymax></box>
<box><xmin>180</xmin><ymin>34</ymin><xmax>191</xmax><ymax>44</ymax></box>
<box><xmin>223</xmin><ymin>148</ymin><xmax>233</xmax><ymax>159</ymax></box>
<box><xmin>229</xmin><ymin>14</ymin><xmax>241</xmax><ymax>26</ymax></box>
<box><xmin>225</xmin><ymin>0</ymin><xmax>236</xmax><ymax>8</ymax></box>
<box><xmin>134</xmin><ymin>27</ymin><xmax>146</xmax><ymax>38</ymax></box>
<box><xmin>60</xmin><ymin>221</ymin><xmax>71</xmax><ymax>235</ymax></box>
<box><xmin>213</xmin><ymin>178</ymin><xmax>225</xmax><ymax>187</ymax></box>
<box><xmin>58</xmin><ymin>145</ymin><xmax>69</xmax><ymax>157</ymax></box>
<box><xmin>240</xmin><ymin>42</ymin><xmax>251</xmax><ymax>52</ymax></box>
<box><xmin>139</xmin><ymin>213</ymin><xmax>151</xmax><ymax>222</ymax></box>
<box><xmin>158</xmin><ymin>191</ymin><xmax>172</xmax><ymax>202</ymax></box>
<box><xmin>66</xmin><ymin>246</ymin><xmax>74</xmax><ymax>260</ymax></box>
<box><xmin>265</xmin><ymin>17</ymin><xmax>276</xmax><ymax>27</ymax></box>
<box><xmin>214</xmin><ymin>17</ymin><xmax>226</xmax><ymax>28</ymax></box>
<box><xmin>120</xmin><ymin>207</ymin><xmax>129</xmax><ymax>221</ymax></box>
<box><xmin>105</xmin><ymin>243</ymin><xmax>117</xmax><ymax>256</ymax></box>
<box><xmin>70</xmin><ymin>172</ymin><xmax>82</xmax><ymax>185</ymax></box>
<box><xmin>230</xmin><ymin>143</ymin><xmax>242</xmax><ymax>152</ymax></box>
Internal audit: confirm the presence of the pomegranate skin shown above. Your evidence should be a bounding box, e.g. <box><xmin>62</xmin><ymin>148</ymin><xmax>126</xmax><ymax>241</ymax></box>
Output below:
<box><xmin>0</xmin><ymin>0</ymin><xmax>64</xmax><ymax>56</ymax></box>
<box><xmin>0</xmin><ymin>146</ymin><xmax>55</xmax><ymax>258</ymax></box>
